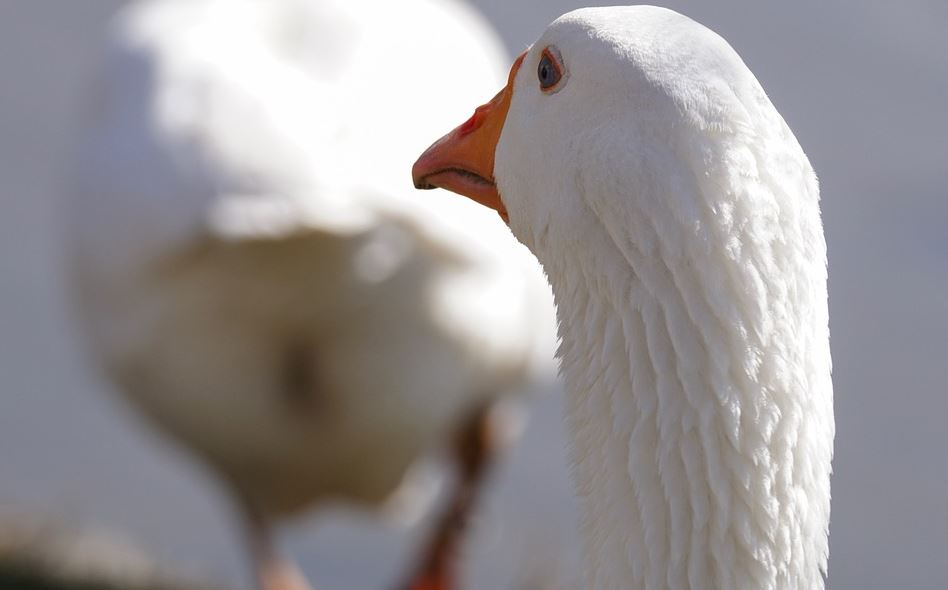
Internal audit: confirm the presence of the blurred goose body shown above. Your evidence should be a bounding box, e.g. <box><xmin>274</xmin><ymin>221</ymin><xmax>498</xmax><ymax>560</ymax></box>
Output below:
<box><xmin>414</xmin><ymin>7</ymin><xmax>833</xmax><ymax>590</ymax></box>
<box><xmin>67</xmin><ymin>0</ymin><xmax>555</xmax><ymax>587</ymax></box>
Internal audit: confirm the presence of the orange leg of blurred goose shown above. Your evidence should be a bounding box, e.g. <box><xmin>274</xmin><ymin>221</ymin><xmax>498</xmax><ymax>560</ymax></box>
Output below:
<box><xmin>242</xmin><ymin>503</ymin><xmax>313</xmax><ymax>590</ymax></box>
<box><xmin>401</xmin><ymin>404</ymin><xmax>501</xmax><ymax>590</ymax></box>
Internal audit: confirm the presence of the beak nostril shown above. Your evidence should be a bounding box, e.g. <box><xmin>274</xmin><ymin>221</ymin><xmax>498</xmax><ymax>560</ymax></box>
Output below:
<box><xmin>458</xmin><ymin>112</ymin><xmax>479</xmax><ymax>136</ymax></box>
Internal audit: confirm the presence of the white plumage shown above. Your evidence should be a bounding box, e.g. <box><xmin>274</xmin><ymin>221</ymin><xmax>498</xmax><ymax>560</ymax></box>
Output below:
<box><xmin>66</xmin><ymin>0</ymin><xmax>555</xmax><ymax>587</ymax></box>
<box><xmin>414</xmin><ymin>6</ymin><xmax>833</xmax><ymax>590</ymax></box>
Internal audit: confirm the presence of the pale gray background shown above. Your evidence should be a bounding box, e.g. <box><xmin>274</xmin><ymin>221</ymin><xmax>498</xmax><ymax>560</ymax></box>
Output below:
<box><xmin>1</xmin><ymin>1</ymin><xmax>946</xmax><ymax>589</ymax></box>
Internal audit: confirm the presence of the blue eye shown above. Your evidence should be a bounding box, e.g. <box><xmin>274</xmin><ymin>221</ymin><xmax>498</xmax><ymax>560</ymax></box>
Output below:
<box><xmin>537</xmin><ymin>47</ymin><xmax>563</xmax><ymax>91</ymax></box>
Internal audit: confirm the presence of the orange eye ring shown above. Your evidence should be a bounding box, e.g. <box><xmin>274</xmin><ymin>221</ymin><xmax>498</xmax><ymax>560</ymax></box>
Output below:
<box><xmin>537</xmin><ymin>46</ymin><xmax>565</xmax><ymax>93</ymax></box>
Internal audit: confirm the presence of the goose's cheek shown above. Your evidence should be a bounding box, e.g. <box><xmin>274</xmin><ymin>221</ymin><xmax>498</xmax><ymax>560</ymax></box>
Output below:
<box><xmin>495</xmin><ymin>117</ymin><xmax>548</xmax><ymax>197</ymax></box>
<box><xmin>493</xmin><ymin>167</ymin><xmax>539</xmax><ymax>251</ymax></box>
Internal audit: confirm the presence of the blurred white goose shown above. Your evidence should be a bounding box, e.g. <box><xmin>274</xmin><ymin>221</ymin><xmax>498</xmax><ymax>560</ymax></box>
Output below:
<box><xmin>66</xmin><ymin>0</ymin><xmax>555</xmax><ymax>589</ymax></box>
<box><xmin>414</xmin><ymin>6</ymin><xmax>833</xmax><ymax>590</ymax></box>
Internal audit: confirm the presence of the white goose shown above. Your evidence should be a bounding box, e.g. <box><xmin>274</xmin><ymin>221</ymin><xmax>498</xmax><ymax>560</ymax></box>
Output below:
<box><xmin>66</xmin><ymin>1</ymin><xmax>555</xmax><ymax>589</ymax></box>
<box><xmin>414</xmin><ymin>6</ymin><xmax>833</xmax><ymax>590</ymax></box>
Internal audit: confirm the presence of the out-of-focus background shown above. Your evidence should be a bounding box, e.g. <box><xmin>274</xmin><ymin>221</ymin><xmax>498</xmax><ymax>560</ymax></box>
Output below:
<box><xmin>1</xmin><ymin>1</ymin><xmax>945</xmax><ymax>589</ymax></box>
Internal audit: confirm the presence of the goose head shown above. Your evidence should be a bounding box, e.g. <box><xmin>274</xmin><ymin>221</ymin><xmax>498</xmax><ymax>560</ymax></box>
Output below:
<box><xmin>415</xmin><ymin>6</ymin><xmax>832</xmax><ymax>590</ymax></box>
<box><xmin>414</xmin><ymin>6</ymin><xmax>824</xmax><ymax>270</ymax></box>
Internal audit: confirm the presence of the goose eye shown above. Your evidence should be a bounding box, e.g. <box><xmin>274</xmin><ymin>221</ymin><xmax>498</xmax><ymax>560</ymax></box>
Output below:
<box><xmin>537</xmin><ymin>47</ymin><xmax>563</xmax><ymax>92</ymax></box>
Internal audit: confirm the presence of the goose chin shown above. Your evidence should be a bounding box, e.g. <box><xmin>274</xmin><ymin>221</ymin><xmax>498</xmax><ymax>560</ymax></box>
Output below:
<box><xmin>415</xmin><ymin>168</ymin><xmax>508</xmax><ymax>222</ymax></box>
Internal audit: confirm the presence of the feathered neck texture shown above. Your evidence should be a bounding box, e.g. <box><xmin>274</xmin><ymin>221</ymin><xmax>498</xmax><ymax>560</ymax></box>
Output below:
<box><xmin>546</xmin><ymin>186</ymin><xmax>832</xmax><ymax>589</ymax></box>
<box><xmin>494</xmin><ymin>9</ymin><xmax>833</xmax><ymax>589</ymax></box>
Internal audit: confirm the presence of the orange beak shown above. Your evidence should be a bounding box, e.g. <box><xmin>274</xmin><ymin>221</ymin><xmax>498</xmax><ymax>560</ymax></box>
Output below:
<box><xmin>412</xmin><ymin>52</ymin><xmax>526</xmax><ymax>223</ymax></box>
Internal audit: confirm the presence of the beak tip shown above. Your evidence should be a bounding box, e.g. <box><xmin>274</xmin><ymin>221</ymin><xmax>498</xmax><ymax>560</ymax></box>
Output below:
<box><xmin>412</xmin><ymin>155</ymin><xmax>434</xmax><ymax>191</ymax></box>
<box><xmin>412</xmin><ymin>165</ymin><xmax>434</xmax><ymax>190</ymax></box>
